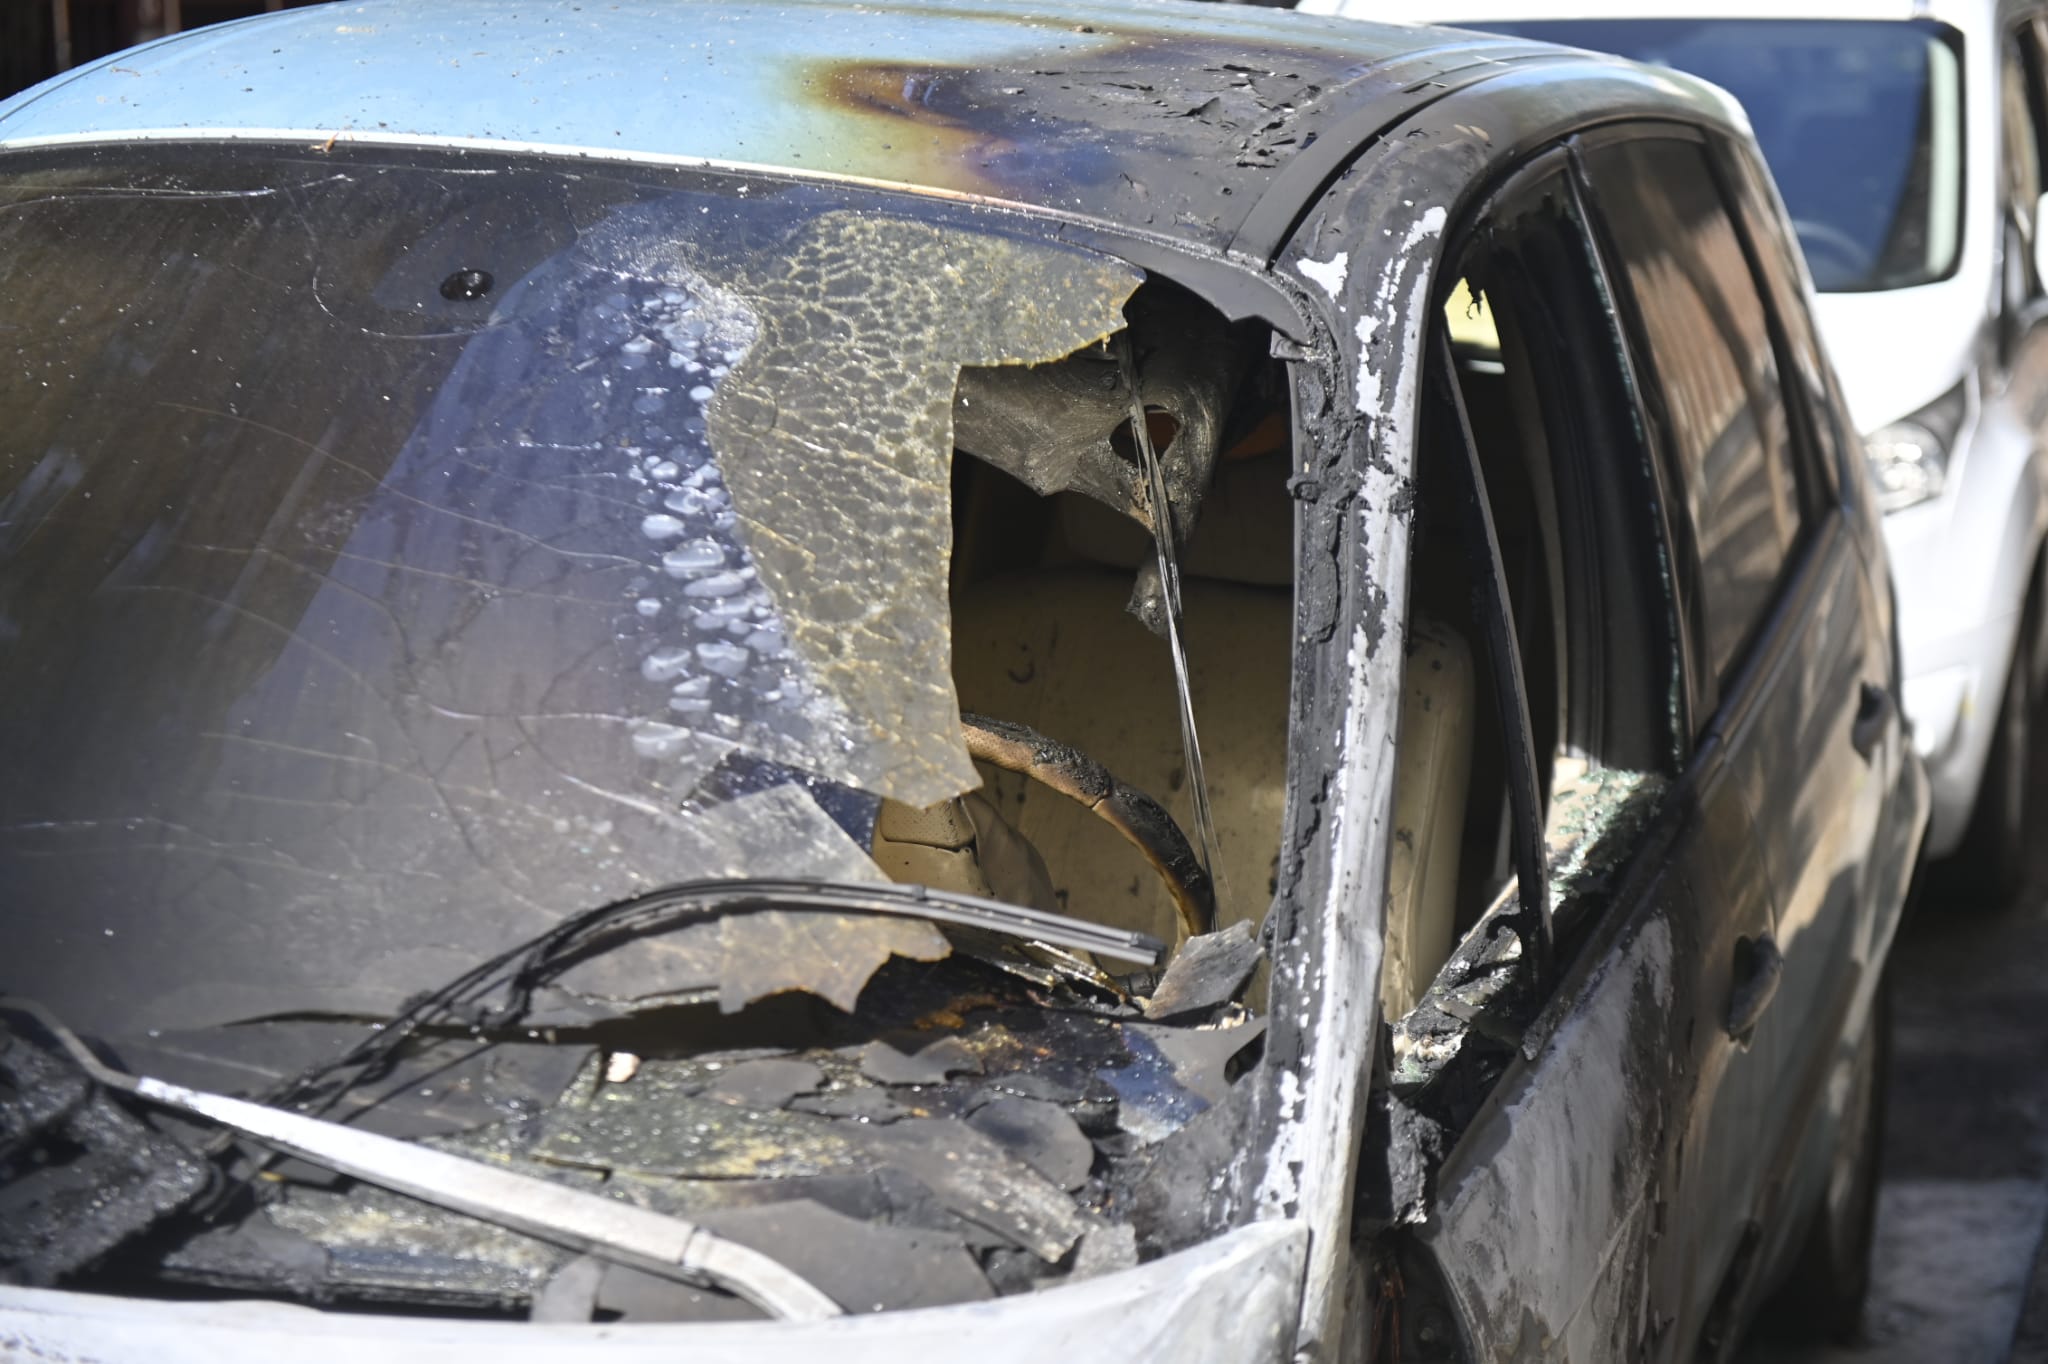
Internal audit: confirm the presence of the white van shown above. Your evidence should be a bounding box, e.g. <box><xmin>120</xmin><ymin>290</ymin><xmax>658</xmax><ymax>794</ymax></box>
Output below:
<box><xmin>1302</xmin><ymin>0</ymin><xmax>2048</xmax><ymax>898</ymax></box>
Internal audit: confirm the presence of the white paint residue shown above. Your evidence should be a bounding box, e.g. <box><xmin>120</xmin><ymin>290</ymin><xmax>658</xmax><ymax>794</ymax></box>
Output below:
<box><xmin>1354</xmin><ymin>315</ymin><xmax>1382</xmax><ymax>416</ymax></box>
<box><xmin>1383</xmin><ymin>273</ymin><xmax>1434</xmax><ymax>441</ymax></box>
<box><xmin>1406</xmin><ymin>205</ymin><xmax>1448</xmax><ymax>250</ymax></box>
<box><xmin>1297</xmin><ymin>252</ymin><xmax>1350</xmax><ymax>302</ymax></box>
<box><xmin>1353</xmin><ymin>206</ymin><xmax>1447</xmax><ymax>417</ymax></box>
<box><xmin>1255</xmin><ymin>1067</ymin><xmax>1309</xmax><ymax>1217</ymax></box>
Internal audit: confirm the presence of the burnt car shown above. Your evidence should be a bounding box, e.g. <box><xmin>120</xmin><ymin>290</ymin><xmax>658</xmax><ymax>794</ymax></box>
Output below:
<box><xmin>0</xmin><ymin>2</ymin><xmax>1925</xmax><ymax>1360</ymax></box>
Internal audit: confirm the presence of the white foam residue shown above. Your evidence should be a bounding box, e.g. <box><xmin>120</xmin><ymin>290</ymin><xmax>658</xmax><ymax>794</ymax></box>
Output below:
<box><xmin>630</xmin><ymin>721</ymin><xmax>694</xmax><ymax>760</ymax></box>
<box><xmin>661</xmin><ymin>539</ymin><xmax>724</xmax><ymax>577</ymax></box>
<box><xmin>640</xmin><ymin>513</ymin><xmax>687</xmax><ymax>541</ymax></box>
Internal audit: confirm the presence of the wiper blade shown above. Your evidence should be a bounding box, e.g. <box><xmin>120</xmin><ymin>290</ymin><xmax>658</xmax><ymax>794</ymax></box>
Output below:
<box><xmin>696</xmin><ymin>878</ymin><xmax>1165</xmax><ymax>966</ymax></box>
<box><xmin>2</xmin><ymin>999</ymin><xmax>842</xmax><ymax>1322</ymax></box>
<box><xmin>276</xmin><ymin>878</ymin><xmax>1164</xmax><ymax>1116</ymax></box>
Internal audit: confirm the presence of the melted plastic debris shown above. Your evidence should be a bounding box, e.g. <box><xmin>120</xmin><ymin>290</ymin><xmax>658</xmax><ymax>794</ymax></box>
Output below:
<box><xmin>691</xmin><ymin>1199</ymin><xmax>994</xmax><ymax>1313</ymax></box>
<box><xmin>527</xmin><ymin>1065</ymin><xmax>1089</xmax><ymax>1261</ymax></box>
<box><xmin>707</xmin><ymin>214</ymin><xmax>1141</xmax><ymax>807</ymax></box>
<box><xmin>266</xmin><ymin>1181</ymin><xmax>565</xmax><ymax>1303</ymax></box>
<box><xmin>1142</xmin><ymin>919</ymin><xmax>1263</xmax><ymax>1020</ymax></box>
<box><xmin>699</xmin><ymin>1058</ymin><xmax>825</xmax><ymax>1108</ymax></box>
<box><xmin>0</xmin><ymin>1026</ymin><xmax>210</xmax><ymax>1283</ymax></box>
<box><xmin>159</xmin><ymin>948</ymin><xmax>1262</xmax><ymax>1316</ymax></box>
<box><xmin>856</xmin><ymin>1036</ymin><xmax>984</xmax><ymax>1085</ymax></box>
<box><xmin>966</xmin><ymin>1096</ymin><xmax>1095</xmax><ymax>1192</ymax></box>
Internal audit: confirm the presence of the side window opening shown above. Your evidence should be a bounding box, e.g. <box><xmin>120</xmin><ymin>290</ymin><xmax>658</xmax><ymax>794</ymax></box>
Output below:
<box><xmin>876</xmin><ymin>276</ymin><xmax>1297</xmax><ymax>951</ymax></box>
<box><xmin>1381</xmin><ymin>161</ymin><xmax>1678</xmax><ymax>1129</ymax></box>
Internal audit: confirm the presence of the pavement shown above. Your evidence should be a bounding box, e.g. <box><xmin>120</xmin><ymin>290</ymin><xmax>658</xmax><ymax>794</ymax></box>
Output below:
<box><xmin>1737</xmin><ymin>748</ymin><xmax>2048</xmax><ymax>1364</ymax></box>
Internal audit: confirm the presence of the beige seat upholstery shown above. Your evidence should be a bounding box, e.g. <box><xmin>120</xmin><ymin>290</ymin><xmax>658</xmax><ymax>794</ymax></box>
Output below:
<box><xmin>952</xmin><ymin>567</ymin><xmax>1292</xmax><ymax>943</ymax></box>
<box><xmin>1381</xmin><ymin>617</ymin><xmax>1475</xmax><ymax>1019</ymax></box>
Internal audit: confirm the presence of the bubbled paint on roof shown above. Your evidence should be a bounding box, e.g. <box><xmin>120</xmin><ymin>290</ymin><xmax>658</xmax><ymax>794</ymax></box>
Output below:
<box><xmin>0</xmin><ymin>0</ymin><xmax>1544</xmax><ymax>248</ymax></box>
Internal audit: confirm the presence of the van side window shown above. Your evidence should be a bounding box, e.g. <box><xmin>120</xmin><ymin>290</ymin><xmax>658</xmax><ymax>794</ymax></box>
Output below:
<box><xmin>1585</xmin><ymin>137</ymin><xmax>1808</xmax><ymax>694</ymax></box>
<box><xmin>2004</xmin><ymin>19</ymin><xmax>2048</xmax><ymax>310</ymax></box>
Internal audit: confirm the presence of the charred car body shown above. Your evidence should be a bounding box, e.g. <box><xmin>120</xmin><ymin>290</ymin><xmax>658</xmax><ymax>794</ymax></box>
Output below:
<box><xmin>0</xmin><ymin>2</ymin><xmax>1925</xmax><ymax>1361</ymax></box>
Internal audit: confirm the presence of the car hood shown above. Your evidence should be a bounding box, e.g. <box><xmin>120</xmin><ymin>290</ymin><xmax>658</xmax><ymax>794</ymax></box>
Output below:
<box><xmin>1810</xmin><ymin>283</ymin><xmax>1978</xmax><ymax>434</ymax></box>
<box><xmin>0</xmin><ymin>1219</ymin><xmax>1304</xmax><ymax>1363</ymax></box>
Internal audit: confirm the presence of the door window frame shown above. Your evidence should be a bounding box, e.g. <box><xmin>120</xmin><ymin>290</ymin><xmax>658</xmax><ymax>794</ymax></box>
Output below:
<box><xmin>1571</xmin><ymin>121</ymin><xmax>1849</xmax><ymax>744</ymax></box>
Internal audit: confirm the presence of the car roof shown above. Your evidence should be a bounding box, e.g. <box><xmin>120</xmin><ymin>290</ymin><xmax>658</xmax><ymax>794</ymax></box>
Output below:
<box><xmin>0</xmin><ymin>0</ymin><xmax>1714</xmax><ymax>256</ymax></box>
<box><xmin>1303</xmin><ymin>0</ymin><xmax>2011</xmax><ymax>31</ymax></box>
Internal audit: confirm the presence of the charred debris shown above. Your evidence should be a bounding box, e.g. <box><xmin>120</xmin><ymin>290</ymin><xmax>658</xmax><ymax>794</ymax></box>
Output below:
<box><xmin>0</xmin><ymin>908</ymin><xmax>1269</xmax><ymax>1320</ymax></box>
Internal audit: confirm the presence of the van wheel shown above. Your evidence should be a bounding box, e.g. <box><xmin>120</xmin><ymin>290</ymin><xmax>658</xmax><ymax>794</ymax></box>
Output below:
<box><xmin>1950</xmin><ymin>616</ymin><xmax>2034</xmax><ymax>907</ymax></box>
<box><xmin>1765</xmin><ymin>981</ymin><xmax>1890</xmax><ymax>1344</ymax></box>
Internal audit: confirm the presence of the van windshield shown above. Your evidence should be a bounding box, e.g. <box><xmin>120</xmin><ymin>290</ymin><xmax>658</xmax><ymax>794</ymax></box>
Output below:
<box><xmin>1477</xmin><ymin>18</ymin><xmax>1966</xmax><ymax>292</ymax></box>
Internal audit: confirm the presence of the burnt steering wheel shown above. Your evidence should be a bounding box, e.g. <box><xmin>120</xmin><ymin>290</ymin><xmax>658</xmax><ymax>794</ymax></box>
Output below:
<box><xmin>962</xmin><ymin>713</ymin><xmax>1215</xmax><ymax>940</ymax></box>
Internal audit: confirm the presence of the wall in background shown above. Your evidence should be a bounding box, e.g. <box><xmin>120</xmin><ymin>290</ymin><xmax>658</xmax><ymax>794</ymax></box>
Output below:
<box><xmin>4</xmin><ymin>1</ymin><xmax>323</xmax><ymax>100</ymax></box>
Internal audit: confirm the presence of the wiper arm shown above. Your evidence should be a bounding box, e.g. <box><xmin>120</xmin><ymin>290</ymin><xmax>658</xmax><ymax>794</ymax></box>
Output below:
<box><xmin>3</xmin><ymin>999</ymin><xmax>841</xmax><ymax>1322</ymax></box>
<box><xmin>276</xmin><ymin>878</ymin><xmax>1164</xmax><ymax>1117</ymax></box>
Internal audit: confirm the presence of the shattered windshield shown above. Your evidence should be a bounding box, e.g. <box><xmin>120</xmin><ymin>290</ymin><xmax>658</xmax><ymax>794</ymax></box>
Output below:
<box><xmin>0</xmin><ymin>144</ymin><xmax>1300</xmax><ymax>1313</ymax></box>
<box><xmin>0</xmin><ymin>148</ymin><xmax>1145</xmax><ymax>1036</ymax></box>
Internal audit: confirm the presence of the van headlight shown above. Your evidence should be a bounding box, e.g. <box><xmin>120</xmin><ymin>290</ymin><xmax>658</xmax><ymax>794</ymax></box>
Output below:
<box><xmin>1866</xmin><ymin>379</ymin><xmax>1970</xmax><ymax>512</ymax></box>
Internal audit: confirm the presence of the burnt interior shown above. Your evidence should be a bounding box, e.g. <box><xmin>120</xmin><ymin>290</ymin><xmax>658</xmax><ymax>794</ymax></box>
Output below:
<box><xmin>937</xmin><ymin>278</ymin><xmax>1294</xmax><ymax>948</ymax></box>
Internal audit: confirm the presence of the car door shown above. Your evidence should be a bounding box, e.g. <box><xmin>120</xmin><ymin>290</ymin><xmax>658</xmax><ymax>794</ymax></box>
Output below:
<box><xmin>1376</xmin><ymin>148</ymin><xmax>1779</xmax><ymax>1364</ymax></box>
<box><xmin>1578</xmin><ymin>126</ymin><xmax>1903</xmax><ymax>1347</ymax></box>
<box><xmin>1720</xmin><ymin>128</ymin><xmax>1928</xmax><ymax>1288</ymax></box>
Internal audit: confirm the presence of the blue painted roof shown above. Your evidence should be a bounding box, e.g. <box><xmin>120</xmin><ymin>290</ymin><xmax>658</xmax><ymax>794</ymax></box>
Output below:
<box><xmin>0</xmin><ymin>0</ymin><xmax>1540</xmax><ymax>245</ymax></box>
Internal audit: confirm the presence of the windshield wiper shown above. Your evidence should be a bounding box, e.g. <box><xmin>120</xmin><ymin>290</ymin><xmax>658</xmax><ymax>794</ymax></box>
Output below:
<box><xmin>272</xmin><ymin>878</ymin><xmax>1165</xmax><ymax>1117</ymax></box>
<box><xmin>1</xmin><ymin>998</ymin><xmax>842</xmax><ymax>1321</ymax></box>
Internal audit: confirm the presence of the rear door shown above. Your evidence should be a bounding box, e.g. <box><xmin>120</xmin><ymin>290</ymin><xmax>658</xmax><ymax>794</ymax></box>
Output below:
<box><xmin>1578</xmin><ymin>126</ymin><xmax>1901</xmax><ymax>1344</ymax></box>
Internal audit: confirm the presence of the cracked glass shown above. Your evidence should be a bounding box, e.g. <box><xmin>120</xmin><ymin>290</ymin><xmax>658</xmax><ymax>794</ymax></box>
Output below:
<box><xmin>0</xmin><ymin>145</ymin><xmax>1139</xmax><ymax>1040</ymax></box>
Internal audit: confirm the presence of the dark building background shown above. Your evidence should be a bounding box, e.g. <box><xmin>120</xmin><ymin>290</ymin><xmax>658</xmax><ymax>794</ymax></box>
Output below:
<box><xmin>4</xmin><ymin>1</ymin><xmax>325</xmax><ymax>100</ymax></box>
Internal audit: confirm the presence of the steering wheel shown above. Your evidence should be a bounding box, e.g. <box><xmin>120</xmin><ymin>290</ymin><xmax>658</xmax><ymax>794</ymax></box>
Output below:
<box><xmin>962</xmin><ymin>713</ymin><xmax>1215</xmax><ymax>940</ymax></box>
<box><xmin>1790</xmin><ymin>219</ymin><xmax>1876</xmax><ymax>281</ymax></box>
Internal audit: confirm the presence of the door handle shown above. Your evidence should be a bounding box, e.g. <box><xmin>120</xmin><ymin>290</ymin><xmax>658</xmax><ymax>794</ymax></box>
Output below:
<box><xmin>1850</xmin><ymin>681</ymin><xmax>1894</xmax><ymax>762</ymax></box>
<box><xmin>1726</xmin><ymin>933</ymin><xmax>1783</xmax><ymax>1045</ymax></box>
